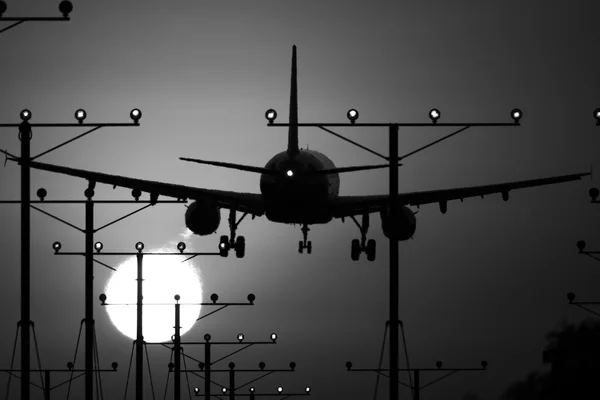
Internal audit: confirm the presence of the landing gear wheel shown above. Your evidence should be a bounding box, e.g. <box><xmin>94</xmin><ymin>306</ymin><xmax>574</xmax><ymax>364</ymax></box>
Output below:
<box><xmin>306</xmin><ymin>241</ymin><xmax>312</xmax><ymax>254</ymax></box>
<box><xmin>219</xmin><ymin>235</ymin><xmax>229</xmax><ymax>257</ymax></box>
<box><xmin>235</xmin><ymin>236</ymin><xmax>245</xmax><ymax>258</ymax></box>
<box><xmin>366</xmin><ymin>239</ymin><xmax>376</xmax><ymax>261</ymax></box>
<box><xmin>298</xmin><ymin>240</ymin><xmax>304</xmax><ymax>254</ymax></box>
<box><xmin>351</xmin><ymin>239</ymin><xmax>360</xmax><ymax>261</ymax></box>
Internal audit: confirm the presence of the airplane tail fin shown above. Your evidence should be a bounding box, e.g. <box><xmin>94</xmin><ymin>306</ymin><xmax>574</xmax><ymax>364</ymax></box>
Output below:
<box><xmin>287</xmin><ymin>45</ymin><xmax>300</xmax><ymax>158</ymax></box>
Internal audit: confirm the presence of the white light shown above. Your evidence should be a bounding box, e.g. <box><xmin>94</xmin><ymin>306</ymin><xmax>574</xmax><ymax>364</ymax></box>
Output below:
<box><xmin>286</xmin><ymin>170</ymin><xmax>293</xmax><ymax>177</ymax></box>
<box><xmin>103</xmin><ymin>246</ymin><xmax>203</xmax><ymax>342</ymax></box>
<box><xmin>220</xmin><ymin>243</ymin><xmax>226</xmax><ymax>249</ymax></box>
<box><xmin>277</xmin><ymin>387</ymin><xmax>283</xmax><ymax>393</ymax></box>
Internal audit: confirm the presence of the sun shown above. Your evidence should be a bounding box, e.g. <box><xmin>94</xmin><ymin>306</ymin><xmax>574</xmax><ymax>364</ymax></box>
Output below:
<box><xmin>103</xmin><ymin>246</ymin><xmax>203</xmax><ymax>343</ymax></box>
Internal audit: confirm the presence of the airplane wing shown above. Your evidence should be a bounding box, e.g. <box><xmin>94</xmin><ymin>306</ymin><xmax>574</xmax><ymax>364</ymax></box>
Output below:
<box><xmin>23</xmin><ymin>160</ymin><xmax>265</xmax><ymax>216</ymax></box>
<box><xmin>330</xmin><ymin>172</ymin><xmax>590</xmax><ymax>218</ymax></box>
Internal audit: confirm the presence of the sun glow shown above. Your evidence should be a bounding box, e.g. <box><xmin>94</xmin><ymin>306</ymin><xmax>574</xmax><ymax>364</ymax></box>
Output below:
<box><xmin>104</xmin><ymin>246</ymin><xmax>202</xmax><ymax>343</ymax></box>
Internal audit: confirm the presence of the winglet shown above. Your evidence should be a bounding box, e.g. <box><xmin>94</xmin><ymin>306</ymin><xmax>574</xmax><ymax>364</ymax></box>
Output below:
<box><xmin>287</xmin><ymin>45</ymin><xmax>300</xmax><ymax>158</ymax></box>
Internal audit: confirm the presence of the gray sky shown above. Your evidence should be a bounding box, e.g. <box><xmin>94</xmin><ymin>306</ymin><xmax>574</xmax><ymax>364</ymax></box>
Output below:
<box><xmin>1</xmin><ymin>1</ymin><xmax>599</xmax><ymax>399</ymax></box>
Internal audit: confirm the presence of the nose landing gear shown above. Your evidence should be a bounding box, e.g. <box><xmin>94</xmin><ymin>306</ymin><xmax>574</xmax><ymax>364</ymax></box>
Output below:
<box><xmin>350</xmin><ymin>213</ymin><xmax>376</xmax><ymax>261</ymax></box>
<box><xmin>298</xmin><ymin>223</ymin><xmax>312</xmax><ymax>254</ymax></box>
<box><xmin>218</xmin><ymin>209</ymin><xmax>248</xmax><ymax>258</ymax></box>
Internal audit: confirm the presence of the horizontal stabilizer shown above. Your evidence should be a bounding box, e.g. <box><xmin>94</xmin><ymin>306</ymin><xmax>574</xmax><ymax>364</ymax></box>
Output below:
<box><xmin>308</xmin><ymin>163</ymin><xmax>402</xmax><ymax>175</ymax></box>
<box><xmin>180</xmin><ymin>157</ymin><xmax>280</xmax><ymax>176</ymax></box>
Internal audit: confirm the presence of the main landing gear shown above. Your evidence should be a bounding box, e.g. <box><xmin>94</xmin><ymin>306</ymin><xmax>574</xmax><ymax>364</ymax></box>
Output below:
<box><xmin>298</xmin><ymin>223</ymin><xmax>312</xmax><ymax>254</ymax></box>
<box><xmin>219</xmin><ymin>209</ymin><xmax>248</xmax><ymax>258</ymax></box>
<box><xmin>350</xmin><ymin>213</ymin><xmax>376</xmax><ymax>261</ymax></box>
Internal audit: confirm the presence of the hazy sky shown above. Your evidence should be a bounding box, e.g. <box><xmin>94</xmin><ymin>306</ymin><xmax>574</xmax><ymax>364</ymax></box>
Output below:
<box><xmin>1</xmin><ymin>1</ymin><xmax>599</xmax><ymax>399</ymax></box>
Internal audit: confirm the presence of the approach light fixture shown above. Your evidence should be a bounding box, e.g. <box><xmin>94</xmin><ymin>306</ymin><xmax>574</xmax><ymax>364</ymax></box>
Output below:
<box><xmin>204</xmin><ymin>333</ymin><xmax>211</xmax><ymax>342</ymax></box>
<box><xmin>347</xmin><ymin>108</ymin><xmax>359</xmax><ymax>124</ymax></box>
<box><xmin>229</xmin><ymin>362</ymin><xmax>235</xmax><ymax>370</ymax></box>
<box><xmin>567</xmin><ymin>292</ymin><xmax>575</xmax><ymax>303</ymax></box>
<box><xmin>305</xmin><ymin>387</ymin><xmax>311</xmax><ymax>393</ymax></box>
<box><xmin>247</xmin><ymin>293</ymin><xmax>256</xmax><ymax>304</ymax></box>
<box><xmin>67</xmin><ymin>362</ymin><xmax>74</xmax><ymax>370</ymax></box>
<box><xmin>481</xmin><ymin>360</ymin><xmax>488</xmax><ymax>369</ymax></box>
<box><xmin>429</xmin><ymin>108</ymin><xmax>440</xmax><ymax>123</ymax></box>
<box><xmin>286</xmin><ymin>169</ymin><xmax>294</xmax><ymax>177</ymax></box>
<box><xmin>94</xmin><ymin>241</ymin><xmax>103</xmax><ymax>253</ymax></box>
<box><xmin>259</xmin><ymin>361</ymin><xmax>266</xmax><ymax>370</ymax></box>
<box><xmin>111</xmin><ymin>362</ymin><xmax>118</xmax><ymax>371</ymax></box>
<box><xmin>594</xmin><ymin>108</ymin><xmax>600</xmax><ymax>124</ymax></box>
<box><xmin>270</xmin><ymin>332</ymin><xmax>277</xmax><ymax>342</ymax></box>
<box><xmin>265</xmin><ymin>109</ymin><xmax>277</xmax><ymax>124</ymax></box>
<box><xmin>289</xmin><ymin>362</ymin><xmax>296</xmax><ymax>371</ymax></box>
<box><xmin>130</xmin><ymin>108</ymin><xmax>142</xmax><ymax>123</ymax></box>
<box><xmin>198</xmin><ymin>361</ymin><xmax>205</xmax><ymax>370</ymax></box>
<box><xmin>250</xmin><ymin>387</ymin><xmax>255</xmax><ymax>393</ymax></box>
<box><xmin>20</xmin><ymin>109</ymin><xmax>32</xmax><ymax>121</ymax></box>
<box><xmin>222</xmin><ymin>387</ymin><xmax>227</xmax><ymax>394</ymax></box>
<box><xmin>277</xmin><ymin>387</ymin><xmax>283</xmax><ymax>394</ymax></box>
<box><xmin>511</xmin><ymin>108</ymin><xmax>522</xmax><ymax>123</ymax></box>
<box><xmin>168</xmin><ymin>362</ymin><xmax>174</xmax><ymax>372</ymax></box>
<box><xmin>52</xmin><ymin>241</ymin><xmax>62</xmax><ymax>253</ymax></box>
<box><xmin>37</xmin><ymin>188</ymin><xmax>47</xmax><ymax>201</ymax></box>
<box><xmin>131</xmin><ymin>188</ymin><xmax>142</xmax><ymax>201</ymax></box>
<box><xmin>345</xmin><ymin>361</ymin><xmax>352</xmax><ymax>370</ymax></box>
<box><xmin>75</xmin><ymin>109</ymin><xmax>87</xmax><ymax>123</ymax></box>
<box><xmin>135</xmin><ymin>241</ymin><xmax>144</xmax><ymax>252</ymax></box>
<box><xmin>577</xmin><ymin>240</ymin><xmax>586</xmax><ymax>252</ymax></box>
<box><xmin>99</xmin><ymin>293</ymin><xmax>107</xmax><ymax>305</ymax></box>
<box><xmin>590</xmin><ymin>187</ymin><xmax>599</xmax><ymax>202</ymax></box>
<box><xmin>210</xmin><ymin>293</ymin><xmax>218</xmax><ymax>303</ymax></box>
<box><xmin>237</xmin><ymin>333</ymin><xmax>244</xmax><ymax>342</ymax></box>
<box><xmin>58</xmin><ymin>1</ymin><xmax>73</xmax><ymax>17</ymax></box>
<box><xmin>175</xmin><ymin>294</ymin><xmax>180</xmax><ymax>301</ymax></box>
<box><xmin>177</xmin><ymin>242</ymin><xmax>186</xmax><ymax>253</ymax></box>
<box><xmin>0</xmin><ymin>1</ymin><xmax>7</xmax><ymax>17</ymax></box>
<box><xmin>194</xmin><ymin>388</ymin><xmax>200</xmax><ymax>395</ymax></box>
<box><xmin>436</xmin><ymin>360</ymin><xmax>443</xmax><ymax>369</ymax></box>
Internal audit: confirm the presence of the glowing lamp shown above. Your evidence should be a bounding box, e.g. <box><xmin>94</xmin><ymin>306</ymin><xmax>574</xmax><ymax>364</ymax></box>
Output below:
<box><xmin>237</xmin><ymin>333</ymin><xmax>244</xmax><ymax>342</ymax></box>
<box><xmin>305</xmin><ymin>387</ymin><xmax>311</xmax><ymax>393</ymax></box>
<box><xmin>286</xmin><ymin>169</ymin><xmax>293</xmax><ymax>177</ymax></box>
<box><xmin>194</xmin><ymin>388</ymin><xmax>200</xmax><ymax>394</ymax></box>
<box><xmin>222</xmin><ymin>388</ymin><xmax>227</xmax><ymax>394</ymax></box>
<box><xmin>265</xmin><ymin>109</ymin><xmax>277</xmax><ymax>124</ymax></box>
<box><xmin>75</xmin><ymin>109</ymin><xmax>87</xmax><ymax>123</ymax></box>
<box><xmin>58</xmin><ymin>1</ymin><xmax>73</xmax><ymax>17</ymax></box>
<box><xmin>52</xmin><ymin>241</ymin><xmax>62</xmax><ymax>253</ymax></box>
<box><xmin>94</xmin><ymin>241</ymin><xmax>103</xmax><ymax>253</ymax></box>
<box><xmin>20</xmin><ymin>109</ymin><xmax>32</xmax><ymax>121</ymax></box>
<box><xmin>511</xmin><ymin>108</ymin><xmax>522</xmax><ymax>123</ymax></box>
<box><xmin>594</xmin><ymin>108</ymin><xmax>600</xmax><ymax>123</ymax></box>
<box><xmin>250</xmin><ymin>387</ymin><xmax>255</xmax><ymax>393</ymax></box>
<box><xmin>130</xmin><ymin>108</ymin><xmax>142</xmax><ymax>123</ymax></box>
<box><xmin>429</xmin><ymin>108</ymin><xmax>440</xmax><ymax>123</ymax></box>
<box><xmin>135</xmin><ymin>241</ymin><xmax>144</xmax><ymax>252</ymax></box>
<box><xmin>277</xmin><ymin>387</ymin><xmax>283</xmax><ymax>394</ymax></box>
<box><xmin>177</xmin><ymin>242</ymin><xmax>186</xmax><ymax>253</ymax></box>
<box><xmin>270</xmin><ymin>332</ymin><xmax>277</xmax><ymax>342</ymax></box>
<box><xmin>347</xmin><ymin>108</ymin><xmax>359</xmax><ymax>123</ymax></box>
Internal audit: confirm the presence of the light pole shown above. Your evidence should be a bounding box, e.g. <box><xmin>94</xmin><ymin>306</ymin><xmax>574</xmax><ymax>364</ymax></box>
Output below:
<box><xmin>0</xmin><ymin>108</ymin><xmax>140</xmax><ymax>400</ymax></box>
<box><xmin>0</xmin><ymin>0</ymin><xmax>71</xmax><ymax>35</ymax></box>
<box><xmin>266</xmin><ymin>107</ymin><xmax>520</xmax><ymax>400</ymax></box>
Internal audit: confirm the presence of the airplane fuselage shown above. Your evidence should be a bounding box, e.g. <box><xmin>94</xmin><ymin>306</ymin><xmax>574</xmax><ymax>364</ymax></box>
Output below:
<box><xmin>259</xmin><ymin>149</ymin><xmax>340</xmax><ymax>224</ymax></box>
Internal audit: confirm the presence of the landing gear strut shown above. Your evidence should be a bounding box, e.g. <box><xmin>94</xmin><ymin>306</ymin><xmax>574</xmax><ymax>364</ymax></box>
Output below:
<box><xmin>350</xmin><ymin>213</ymin><xmax>376</xmax><ymax>261</ymax></box>
<box><xmin>298</xmin><ymin>223</ymin><xmax>312</xmax><ymax>254</ymax></box>
<box><xmin>219</xmin><ymin>209</ymin><xmax>248</xmax><ymax>258</ymax></box>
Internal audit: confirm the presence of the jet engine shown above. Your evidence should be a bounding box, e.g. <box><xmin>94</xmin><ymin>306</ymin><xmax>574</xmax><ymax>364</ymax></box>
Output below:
<box><xmin>380</xmin><ymin>205</ymin><xmax>416</xmax><ymax>240</ymax></box>
<box><xmin>185</xmin><ymin>200</ymin><xmax>221</xmax><ymax>235</ymax></box>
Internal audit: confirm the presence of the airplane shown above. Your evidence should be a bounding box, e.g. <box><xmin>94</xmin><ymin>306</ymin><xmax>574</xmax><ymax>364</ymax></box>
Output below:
<box><xmin>14</xmin><ymin>45</ymin><xmax>590</xmax><ymax>261</ymax></box>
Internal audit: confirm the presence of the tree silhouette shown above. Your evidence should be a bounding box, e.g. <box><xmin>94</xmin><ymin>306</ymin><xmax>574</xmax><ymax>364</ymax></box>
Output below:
<box><xmin>501</xmin><ymin>318</ymin><xmax>600</xmax><ymax>400</ymax></box>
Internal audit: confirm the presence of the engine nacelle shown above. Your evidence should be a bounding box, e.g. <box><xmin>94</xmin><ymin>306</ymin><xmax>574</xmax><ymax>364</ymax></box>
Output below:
<box><xmin>185</xmin><ymin>200</ymin><xmax>221</xmax><ymax>235</ymax></box>
<box><xmin>380</xmin><ymin>205</ymin><xmax>416</xmax><ymax>240</ymax></box>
